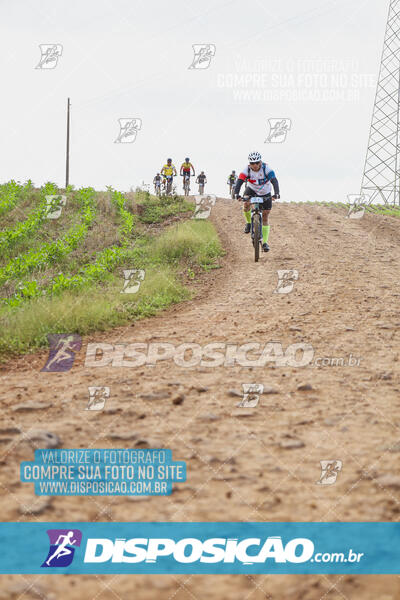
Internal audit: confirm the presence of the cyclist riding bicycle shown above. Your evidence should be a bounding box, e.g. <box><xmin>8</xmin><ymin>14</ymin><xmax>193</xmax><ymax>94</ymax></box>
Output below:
<box><xmin>161</xmin><ymin>159</ymin><xmax>177</xmax><ymax>194</ymax></box>
<box><xmin>161</xmin><ymin>158</ymin><xmax>177</xmax><ymax>180</ymax></box>
<box><xmin>180</xmin><ymin>157</ymin><xmax>195</xmax><ymax>183</ymax></box>
<box><xmin>153</xmin><ymin>173</ymin><xmax>162</xmax><ymax>194</ymax></box>
<box><xmin>234</xmin><ymin>151</ymin><xmax>280</xmax><ymax>252</ymax></box>
<box><xmin>227</xmin><ymin>170</ymin><xmax>237</xmax><ymax>186</ymax></box>
<box><xmin>227</xmin><ymin>170</ymin><xmax>237</xmax><ymax>197</ymax></box>
<box><xmin>196</xmin><ymin>171</ymin><xmax>207</xmax><ymax>185</ymax></box>
<box><xmin>196</xmin><ymin>171</ymin><xmax>207</xmax><ymax>193</ymax></box>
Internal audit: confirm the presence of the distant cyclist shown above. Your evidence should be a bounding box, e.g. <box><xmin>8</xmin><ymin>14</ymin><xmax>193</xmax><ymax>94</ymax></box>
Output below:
<box><xmin>234</xmin><ymin>151</ymin><xmax>280</xmax><ymax>252</ymax></box>
<box><xmin>227</xmin><ymin>170</ymin><xmax>237</xmax><ymax>195</ymax></box>
<box><xmin>196</xmin><ymin>171</ymin><xmax>207</xmax><ymax>193</ymax></box>
<box><xmin>180</xmin><ymin>157</ymin><xmax>195</xmax><ymax>185</ymax></box>
<box><xmin>153</xmin><ymin>173</ymin><xmax>162</xmax><ymax>194</ymax></box>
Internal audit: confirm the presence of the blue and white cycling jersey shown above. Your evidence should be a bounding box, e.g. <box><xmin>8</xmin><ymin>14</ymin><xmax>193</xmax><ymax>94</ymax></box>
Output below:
<box><xmin>238</xmin><ymin>163</ymin><xmax>276</xmax><ymax>196</ymax></box>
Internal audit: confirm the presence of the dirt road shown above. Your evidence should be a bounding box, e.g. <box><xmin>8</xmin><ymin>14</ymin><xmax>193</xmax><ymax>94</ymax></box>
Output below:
<box><xmin>1</xmin><ymin>199</ymin><xmax>400</xmax><ymax>599</ymax></box>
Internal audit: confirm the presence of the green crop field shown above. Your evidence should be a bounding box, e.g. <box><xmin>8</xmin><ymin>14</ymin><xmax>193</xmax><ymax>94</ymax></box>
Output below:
<box><xmin>0</xmin><ymin>183</ymin><xmax>223</xmax><ymax>358</ymax></box>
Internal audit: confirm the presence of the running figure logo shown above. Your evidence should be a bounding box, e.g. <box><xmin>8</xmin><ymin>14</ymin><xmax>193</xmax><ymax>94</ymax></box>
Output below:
<box><xmin>316</xmin><ymin>460</ymin><xmax>343</xmax><ymax>485</ymax></box>
<box><xmin>41</xmin><ymin>334</ymin><xmax>82</xmax><ymax>372</ymax></box>
<box><xmin>86</xmin><ymin>386</ymin><xmax>110</xmax><ymax>410</ymax></box>
<box><xmin>237</xmin><ymin>384</ymin><xmax>264</xmax><ymax>408</ymax></box>
<box><xmin>193</xmin><ymin>195</ymin><xmax>216</xmax><ymax>219</ymax></box>
<box><xmin>114</xmin><ymin>118</ymin><xmax>142</xmax><ymax>143</ymax></box>
<box><xmin>120</xmin><ymin>269</ymin><xmax>146</xmax><ymax>294</ymax></box>
<box><xmin>265</xmin><ymin>118</ymin><xmax>292</xmax><ymax>143</ymax></box>
<box><xmin>188</xmin><ymin>44</ymin><xmax>216</xmax><ymax>69</ymax></box>
<box><xmin>41</xmin><ymin>529</ymin><xmax>82</xmax><ymax>567</ymax></box>
<box><xmin>45</xmin><ymin>194</ymin><xmax>67</xmax><ymax>219</ymax></box>
<box><xmin>35</xmin><ymin>44</ymin><xmax>63</xmax><ymax>69</ymax></box>
<box><xmin>347</xmin><ymin>194</ymin><xmax>370</xmax><ymax>219</ymax></box>
<box><xmin>274</xmin><ymin>269</ymin><xmax>299</xmax><ymax>294</ymax></box>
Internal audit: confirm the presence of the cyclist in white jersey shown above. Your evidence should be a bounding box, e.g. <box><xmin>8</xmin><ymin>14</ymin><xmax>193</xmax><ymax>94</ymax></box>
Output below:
<box><xmin>234</xmin><ymin>151</ymin><xmax>280</xmax><ymax>252</ymax></box>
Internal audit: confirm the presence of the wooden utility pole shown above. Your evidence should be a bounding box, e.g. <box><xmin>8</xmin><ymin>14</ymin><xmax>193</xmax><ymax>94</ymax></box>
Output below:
<box><xmin>65</xmin><ymin>97</ymin><xmax>70</xmax><ymax>188</ymax></box>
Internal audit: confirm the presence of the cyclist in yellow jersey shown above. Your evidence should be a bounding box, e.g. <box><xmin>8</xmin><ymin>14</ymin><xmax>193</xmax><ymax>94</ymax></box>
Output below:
<box><xmin>161</xmin><ymin>158</ymin><xmax>177</xmax><ymax>178</ymax></box>
<box><xmin>180</xmin><ymin>157</ymin><xmax>195</xmax><ymax>177</ymax></box>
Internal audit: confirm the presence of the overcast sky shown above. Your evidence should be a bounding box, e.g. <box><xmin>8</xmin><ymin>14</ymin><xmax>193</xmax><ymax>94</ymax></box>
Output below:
<box><xmin>0</xmin><ymin>0</ymin><xmax>389</xmax><ymax>200</ymax></box>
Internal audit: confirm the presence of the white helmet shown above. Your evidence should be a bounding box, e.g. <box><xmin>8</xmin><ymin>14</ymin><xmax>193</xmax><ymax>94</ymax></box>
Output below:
<box><xmin>248</xmin><ymin>151</ymin><xmax>262</xmax><ymax>162</ymax></box>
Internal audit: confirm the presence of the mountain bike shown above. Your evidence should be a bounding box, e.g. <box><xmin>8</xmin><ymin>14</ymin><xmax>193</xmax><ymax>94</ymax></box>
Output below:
<box><xmin>183</xmin><ymin>174</ymin><xmax>190</xmax><ymax>196</ymax></box>
<box><xmin>154</xmin><ymin>182</ymin><xmax>161</xmax><ymax>197</ymax></box>
<box><xmin>229</xmin><ymin>181</ymin><xmax>236</xmax><ymax>199</ymax></box>
<box><xmin>198</xmin><ymin>181</ymin><xmax>205</xmax><ymax>194</ymax></box>
<box><xmin>243</xmin><ymin>195</ymin><xmax>263</xmax><ymax>263</ymax></box>
<box><xmin>164</xmin><ymin>176</ymin><xmax>173</xmax><ymax>196</ymax></box>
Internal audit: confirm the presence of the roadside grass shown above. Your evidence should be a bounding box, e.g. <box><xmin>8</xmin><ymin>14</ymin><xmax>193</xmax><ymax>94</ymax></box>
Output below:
<box><xmin>0</xmin><ymin>218</ymin><xmax>222</xmax><ymax>359</ymax></box>
<box><xmin>151</xmin><ymin>219</ymin><xmax>222</xmax><ymax>270</ymax></box>
<box><xmin>133</xmin><ymin>190</ymin><xmax>194</xmax><ymax>223</ymax></box>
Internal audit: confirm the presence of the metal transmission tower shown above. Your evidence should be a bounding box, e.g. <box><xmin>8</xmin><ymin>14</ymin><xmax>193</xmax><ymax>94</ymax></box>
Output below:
<box><xmin>361</xmin><ymin>0</ymin><xmax>400</xmax><ymax>205</ymax></box>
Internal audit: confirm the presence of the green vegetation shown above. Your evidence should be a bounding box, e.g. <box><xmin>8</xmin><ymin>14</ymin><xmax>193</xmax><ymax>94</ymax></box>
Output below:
<box><xmin>134</xmin><ymin>189</ymin><xmax>193</xmax><ymax>223</ymax></box>
<box><xmin>0</xmin><ymin>188</ymin><xmax>97</xmax><ymax>295</ymax></box>
<box><xmin>297</xmin><ymin>200</ymin><xmax>400</xmax><ymax>217</ymax></box>
<box><xmin>0</xmin><ymin>182</ymin><xmax>58</xmax><ymax>252</ymax></box>
<box><xmin>365</xmin><ymin>204</ymin><xmax>400</xmax><ymax>217</ymax></box>
<box><xmin>0</xmin><ymin>183</ymin><xmax>222</xmax><ymax>358</ymax></box>
<box><xmin>0</xmin><ymin>180</ymin><xmax>33</xmax><ymax>216</ymax></box>
<box><xmin>151</xmin><ymin>219</ymin><xmax>222</xmax><ymax>270</ymax></box>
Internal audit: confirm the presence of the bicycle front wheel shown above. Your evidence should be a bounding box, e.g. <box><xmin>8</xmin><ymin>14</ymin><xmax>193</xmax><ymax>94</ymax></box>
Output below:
<box><xmin>253</xmin><ymin>213</ymin><xmax>261</xmax><ymax>262</ymax></box>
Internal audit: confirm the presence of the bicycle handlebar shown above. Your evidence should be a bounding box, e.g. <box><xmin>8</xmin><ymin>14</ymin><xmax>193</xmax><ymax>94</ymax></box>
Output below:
<box><xmin>238</xmin><ymin>195</ymin><xmax>280</xmax><ymax>200</ymax></box>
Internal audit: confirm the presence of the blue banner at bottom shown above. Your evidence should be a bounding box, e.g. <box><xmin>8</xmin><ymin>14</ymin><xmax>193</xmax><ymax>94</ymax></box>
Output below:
<box><xmin>0</xmin><ymin>522</ymin><xmax>398</xmax><ymax>574</ymax></box>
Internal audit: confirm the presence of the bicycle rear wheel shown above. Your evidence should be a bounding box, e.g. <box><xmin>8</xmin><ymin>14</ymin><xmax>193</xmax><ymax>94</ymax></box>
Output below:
<box><xmin>253</xmin><ymin>213</ymin><xmax>261</xmax><ymax>262</ymax></box>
